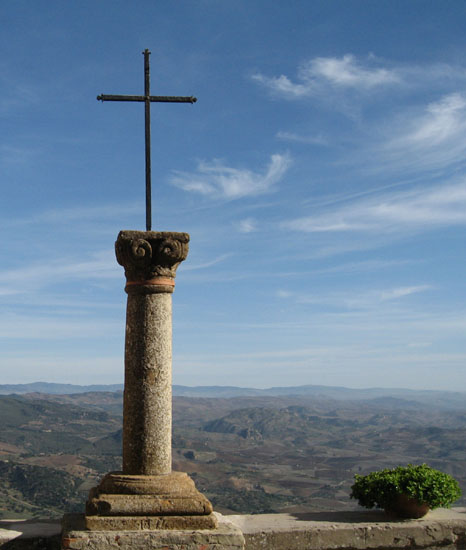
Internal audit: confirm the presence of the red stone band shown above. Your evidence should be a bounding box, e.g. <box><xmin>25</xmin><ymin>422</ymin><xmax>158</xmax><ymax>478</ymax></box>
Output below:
<box><xmin>126</xmin><ymin>277</ymin><xmax>175</xmax><ymax>287</ymax></box>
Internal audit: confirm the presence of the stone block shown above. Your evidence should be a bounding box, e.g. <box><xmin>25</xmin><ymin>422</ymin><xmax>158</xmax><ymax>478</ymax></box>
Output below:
<box><xmin>61</xmin><ymin>512</ymin><xmax>244</xmax><ymax>550</ymax></box>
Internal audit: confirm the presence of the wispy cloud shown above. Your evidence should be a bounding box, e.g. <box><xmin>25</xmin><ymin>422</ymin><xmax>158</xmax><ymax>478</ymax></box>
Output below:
<box><xmin>311</xmin><ymin>259</ymin><xmax>419</xmax><ymax>275</ymax></box>
<box><xmin>0</xmin><ymin>251</ymin><xmax>119</xmax><ymax>296</ymax></box>
<box><xmin>276</xmin><ymin>289</ymin><xmax>293</xmax><ymax>299</ymax></box>
<box><xmin>0</xmin><ymin>202</ymin><xmax>143</xmax><ymax>231</ymax></box>
<box><xmin>380</xmin><ymin>93</ymin><xmax>466</xmax><ymax>172</ymax></box>
<box><xmin>252</xmin><ymin>54</ymin><xmax>401</xmax><ymax>98</ymax></box>
<box><xmin>289</xmin><ymin>284</ymin><xmax>432</xmax><ymax>310</ymax></box>
<box><xmin>0</xmin><ymin>72</ymin><xmax>39</xmax><ymax>117</ymax></box>
<box><xmin>183</xmin><ymin>253</ymin><xmax>232</xmax><ymax>271</ymax></box>
<box><xmin>284</xmin><ymin>180</ymin><xmax>466</xmax><ymax>234</ymax></box>
<box><xmin>252</xmin><ymin>55</ymin><xmax>466</xmax><ymax>101</ymax></box>
<box><xmin>170</xmin><ymin>154</ymin><xmax>292</xmax><ymax>199</ymax></box>
<box><xmin>33</xmin><ymin>203</ymin><xmax>142</xmax><ymax>224</ymax></box>
<box><xmin>307</xmin><ymin>55</ymin><xmax>400</xmax><ymax>88</ymax></box>
<box><xmin>0</xmin><ymin>313</ymin><xmax>120</xmax><ymax>340</ymax></box>
<box><xmin>276</xmin><ymin>131</ymin><xmax>328</xmax><ymax>146</ymax></box>
<box><xmin>254</xmin><ymin>56</ymin><xmax>466</xmax><ymax>175</ymax></box>
<box><xmin>237</xmin><ymin>218</ymin><xmax>257</xmax><ymax>233</ymax></box>
<box><xmin>379</xmin><ymin>285</ymin><xmax>432</xmax><ymax>301</ymax></box>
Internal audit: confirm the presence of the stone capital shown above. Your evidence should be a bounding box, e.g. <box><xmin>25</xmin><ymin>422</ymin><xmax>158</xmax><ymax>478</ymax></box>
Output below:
<box><xmin>115</xmin><ymin>230</ymin><xmax>189</xmax><ymax>293</ymax></box>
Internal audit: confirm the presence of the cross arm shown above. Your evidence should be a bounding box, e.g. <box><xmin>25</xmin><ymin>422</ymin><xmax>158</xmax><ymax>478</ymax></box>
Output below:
<box><xmin>97</xmin><ymin>94</ymin><xmax>197</xmax><ymax>103</ymax></box>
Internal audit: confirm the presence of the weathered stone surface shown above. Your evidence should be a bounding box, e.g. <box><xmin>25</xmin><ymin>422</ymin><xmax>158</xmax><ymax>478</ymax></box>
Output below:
<box><xmin>82</xmin><ymin>230</ymin><xmax>216</xmax><ymax>533</ymax></box>
<box><xmin>228</xmin><ymin>507</ymin><xmax>466</xmax><ymax>550</ymax></box>
<box><xmin>3</xmin><ymin>510</ymin><xmax>466</xmax><ymax>550</ymax></box>
<box><xmin>114</xmin><ymin>231</ymin><xmax>191</xmax><ymax>477</ymax></box>
<box><xmin>115</xmin><ymin>230</ymin><xmax>189</xmax><ymax>293</ymax></box>
<box><xmin>84</xmin><ymin>513</ymin><xmax>218</xmax><ymax>531</ymax></box>
<box><xmin>86</xmin><ymin>493</ymin><xmax>212</xmax><ymax>516</ymax></box>
<box><xmin>0</xmin><ymin>519</ymin><xmax>61</xmax><ymax>550</ymax></box>
<box><xmin>86</xmin><ymin>472</ymin><xmax>215</xmax><ymax>529</ymax></box>
<box><xmin>62</xmin><ymin>513</ymin><xmax>242</xmax><ymax>550</ymax></box>
<box><xmin>96</xmin><ymin>471</ymin><xmax>200</xmax><ymax>495</ymax></box>
<box><xmin>86</xmin><ymin>472</ymin><xmax>213</xmax><ymax>517</ymax></box>
<box><xmin>123</xmin><ymin>291</ymin><xmax>173</xmax><ymax>475</ymax></box>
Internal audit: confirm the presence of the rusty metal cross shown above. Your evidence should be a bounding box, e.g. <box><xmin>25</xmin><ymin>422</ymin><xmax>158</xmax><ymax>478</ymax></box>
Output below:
<box><xmin>97</xmin><ymin>49</ymin><xmax>197</xmax><ymax>231</ymax></box>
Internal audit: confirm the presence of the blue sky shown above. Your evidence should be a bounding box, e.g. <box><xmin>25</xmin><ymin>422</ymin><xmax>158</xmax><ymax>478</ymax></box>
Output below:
<box><xmin>1</xmin><ymin>1</ymin><xmax>466</xmax><ymax>390</ymax></box>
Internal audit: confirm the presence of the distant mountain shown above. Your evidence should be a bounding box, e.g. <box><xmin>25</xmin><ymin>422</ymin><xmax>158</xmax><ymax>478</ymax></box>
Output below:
<box><xmin>0</xmin><ymin>382</ymin><xmax>124</xmax><ymax>395</ymax></box>
<box><xmin>173</xmin><ymin>385</ymin><xmax>466</xmax><ymax>410</ymax></box>
<box><xmin>0</xmin><ymin>382</ymin><xmax>464</xmax><ymax>410</ymax></box>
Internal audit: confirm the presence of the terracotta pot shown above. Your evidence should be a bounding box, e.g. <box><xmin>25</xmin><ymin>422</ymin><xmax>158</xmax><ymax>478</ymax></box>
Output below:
<box><xmin>385</xmin><ymin>494</ymin><xmax>430</xmax><ymax>519</ymax></box>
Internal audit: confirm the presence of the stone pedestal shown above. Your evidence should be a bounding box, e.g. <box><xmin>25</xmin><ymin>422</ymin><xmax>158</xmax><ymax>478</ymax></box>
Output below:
<box><xmin>62</xmin><ymin>513</ymin><xmax>244</xmax><ymax>550</ymax></box>
<box><xmin>83</xmin><ymin>231</ymin><xmax>217</xmax><ymax>530</ymax></box>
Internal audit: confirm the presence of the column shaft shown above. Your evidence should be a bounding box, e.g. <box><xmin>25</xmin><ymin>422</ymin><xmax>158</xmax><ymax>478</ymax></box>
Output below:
<box><xmin>123</xmin><ymin>292</ymin><xmax>172</xmax><ymax>475</ymax></box>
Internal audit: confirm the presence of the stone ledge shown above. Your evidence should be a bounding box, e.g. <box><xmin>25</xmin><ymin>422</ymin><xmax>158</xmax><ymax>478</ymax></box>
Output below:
<box><xmin>1</xmin><ymin>509</ymin><xmax>465</xmax><ymax>550</ymax></box>
<box><xmin>0</xmin><ymin>519</ymin><xmax>61</xmax><ymax>550</ymax></box>
<box><xmin>228</xmin><ymin>507</ymin><xmax>466</xmax><ymax>550</ymax></box>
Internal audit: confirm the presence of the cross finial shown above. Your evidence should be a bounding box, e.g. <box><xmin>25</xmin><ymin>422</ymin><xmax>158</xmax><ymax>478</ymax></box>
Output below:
<box><xmin>97</xmin><ymin>50</ymin><xmax>197</xmax><ymax>231</ymax></box>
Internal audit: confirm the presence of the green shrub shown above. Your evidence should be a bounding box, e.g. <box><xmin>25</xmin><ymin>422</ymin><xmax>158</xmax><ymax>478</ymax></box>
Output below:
<box><xmin>350</xmin><ymin>464</ymin><xmax>461</xmax><ymax>510</ymax></box>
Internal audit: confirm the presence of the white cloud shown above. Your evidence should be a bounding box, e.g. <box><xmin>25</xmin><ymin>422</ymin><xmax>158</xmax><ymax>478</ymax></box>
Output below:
<box><xmin>0</xmin><ymin>313</ymin><xmax>120</xmax><ymax>340</ymax></box>
<box><xmin>379</xmin><ymin>285</ymin><xmax>432</xmax><ymax>301</ymax></box>
<box><xmin>252</xmin><ymin>54</ymin><xmax>400</xmax><ymax>98</ymax></box>
<box><xmin>0</xmin><ymin>251</ymin><xmax>119</xmax><ymax>296</ymax></box>
<box><xmin>276</xmin><ymin>289</ymin><xmax>293</xmax><ymax>299</ymax></box>
<box><xmin>237</xmin><ymin>218</ymin><xmax>257</xmax><ymax>233</ymax></box>
<box><xmin>405</xmin><ymin>93</ymin><xmax>466</xmax><ymax>146</ymax></box>
<box><xmin>276</xmin><ymin>131</ymin><xmax>328</xmax><ymax>145</ymax></box>
<box><xmin>254</xmin><ymin>56</ymin><xmax>466</xmax><ymax>175</ymax></box>
<box><xmin>306</xmin><ymin>55</ymin><xmax>399</xmax><ymax>88</ymax></box>
<box><xmin>0</xmin><ymin>203</ymin><xmax>143</xmax><ymax>232</ymax></box>
<box><xmin>170</xmin><ymin>154</ymin><xmax>291</xmax><ymax>199</ymax></box>
<box><xmin>253</xmin><ymin>55</ymin><xmax>466</xmax><ymax>102</ymax></box>
<box><xmin>284</xmin><ymin>180</ymin><xmax>466</xmax><ymax>234</ymax></box>
<box><xmin>380</xmin><ymin>93</ymin><xmax>466</xmax><ymax>172</ymax></box>
<box><xmin>312</xmin><ymin>259</ymin><xmax>418</xmax><ymax>275</ymax></box>
<box><xmin>296</xmin><ymin>285</ymin><xmax>432</xmax><ymax>312</ymax></box>
<box><xmin>34</xmin><ymin>203</ymin><xmax>142</xmax><ymax>224</ymax></box>
<box><xmin>252</xmin><ymin>73</ymin><xmax>310</xmax><ymax>98</ymax></box>
<box><xmin>183</xmin><ymin>253</ymin><xmax>232</xmax><ymax>271</ymax></box>
<box><xmin>0</xmin><ymin>72</ymin><xmax>39</xmax><ymax>117</ymax></box>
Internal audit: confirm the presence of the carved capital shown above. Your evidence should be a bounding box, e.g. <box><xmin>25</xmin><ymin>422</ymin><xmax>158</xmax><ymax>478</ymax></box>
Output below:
<box><xmin>115</xmin><ymin>231</ymin><xmax>189</xmax><ymax>293</ymax></box>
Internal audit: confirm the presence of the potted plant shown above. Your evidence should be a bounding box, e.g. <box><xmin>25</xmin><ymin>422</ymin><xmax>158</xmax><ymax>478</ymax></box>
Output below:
<box><xmin>350</xmin><ymin>464</ymin><xmax>461</xmax><ymax>519</ymax></box>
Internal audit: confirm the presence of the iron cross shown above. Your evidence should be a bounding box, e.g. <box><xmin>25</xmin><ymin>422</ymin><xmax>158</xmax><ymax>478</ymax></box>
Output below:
<box><xmin>97</xmin><ymin>49</ymin><xmax>197</xmax><ymax>231</ymax></box>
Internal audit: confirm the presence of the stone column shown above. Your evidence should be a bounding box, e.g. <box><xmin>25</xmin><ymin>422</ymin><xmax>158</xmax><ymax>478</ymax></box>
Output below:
<box><xmin>84</xmin><ymin>230</ymin><xmax>217</xmax><ymax>531</ymax></box>
<box><xmin>117</xmin><ymin>231</ymin><xmax>187</xmax><ymax>476</ymax></box>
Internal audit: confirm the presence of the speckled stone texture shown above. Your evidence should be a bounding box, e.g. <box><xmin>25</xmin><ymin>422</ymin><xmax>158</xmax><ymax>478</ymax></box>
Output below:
<box><xmin>85</xmin><ymin>472</ymin><xmax>216</xmax><ymax>529</ymax></box>
<box><xmin>123</xmin><ymin>291</ymin><xmax>172</xmax><ymax>474</ymax></box>
<box><xmin>62</xmin><ymin>513</ymin><xmax>243</xmax><ymax>550</ymax></box>
<box><xmin>227</xmin><ymin>508</ymin><xmax>466</xmax><ymax>550</ymax></box>
<box><xmin>83</xmin><ymin>231</ymin><xmax>216</xmax><ymax>531</ymax></box>
<box><xmin>115</xmin><ymin>230</ymin><xmax>190</xmax><ymax>474</ymax></box>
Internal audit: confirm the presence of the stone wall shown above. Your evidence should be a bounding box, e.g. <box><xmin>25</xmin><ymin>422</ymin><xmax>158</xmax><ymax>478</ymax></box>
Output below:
<box><xmin>228</xmin><ymin>508</ymin><xmax>466</xmax><ymax>550</ymax></box>
<box><xmin>1</xmin><ymin>509</ymin><xmax>466</xmax><ymax>550</ymax></box>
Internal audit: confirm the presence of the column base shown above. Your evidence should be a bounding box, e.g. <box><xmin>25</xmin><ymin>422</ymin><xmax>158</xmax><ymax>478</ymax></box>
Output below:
<box><xmin>85</xmin><ymin>471</ymin><xmax>217</xmax><ymax>530</ymax></box>
<box><xmin>62</xmin><ymin>512</ymin><xmax>244</xmax><ymax>550</ymax></box>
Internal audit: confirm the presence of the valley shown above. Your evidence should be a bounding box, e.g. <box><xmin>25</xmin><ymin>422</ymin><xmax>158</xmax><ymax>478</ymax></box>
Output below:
<box><xmin>0</xmin><ymin>387</ymin><xmax>464</xmax><ymax>518</ymax></box>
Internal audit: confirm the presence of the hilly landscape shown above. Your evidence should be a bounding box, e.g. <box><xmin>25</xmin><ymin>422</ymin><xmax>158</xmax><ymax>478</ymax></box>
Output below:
<box><xmin>0</xmin><ymin>384</ymin><xmax>465</xmax><ymax>519</ymax></box>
